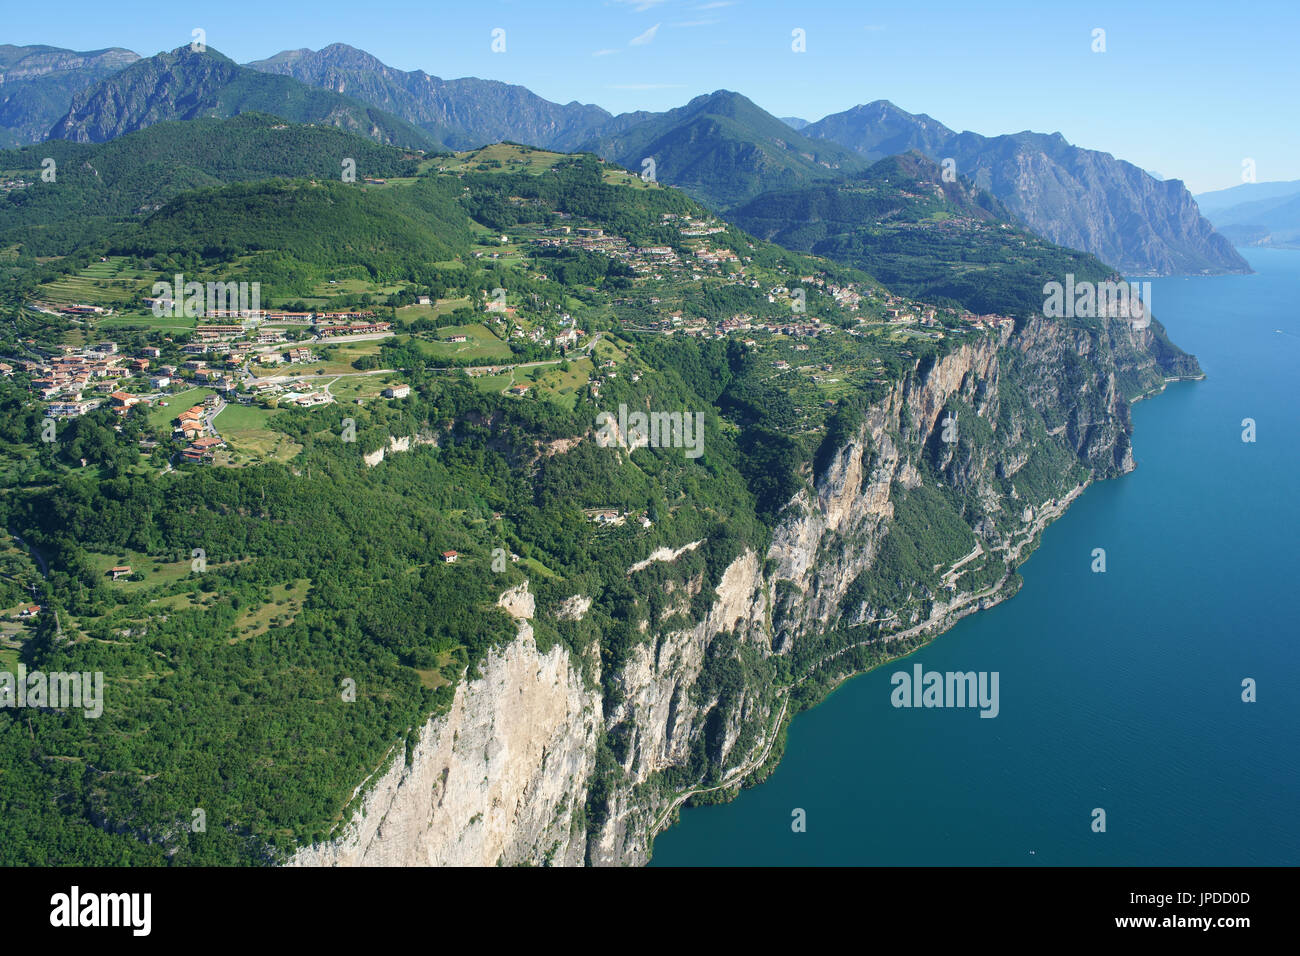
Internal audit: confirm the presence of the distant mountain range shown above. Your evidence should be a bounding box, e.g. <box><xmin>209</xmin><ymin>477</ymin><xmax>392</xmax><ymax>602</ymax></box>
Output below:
<box><xmin>1195</xmin><ymin>180</ymin><xmax>1300</xmax><ymax>249</ymax></box>
<box><xmin>46</xmin><ymin>45</ymin><xmax>439</xmax><ymax>150</ymax></box>
<box><xmin>0</xmin><ymin>44</ymin><xmax>139</xmax><ymax>147</ymax></box>
<box><xmin>800</xmin><ymin>101</ymin><xmax>1248</xmax><ymax>276</ymax></box>
<box><xmin>244</xmin><ymin>42</ymin><xmax>625</xmax><ymax>151</ymax></box>
<box><xmin>0</xmin><ymin>40</ymin><xmax>1252</xmax><ymax>276</ymax></box>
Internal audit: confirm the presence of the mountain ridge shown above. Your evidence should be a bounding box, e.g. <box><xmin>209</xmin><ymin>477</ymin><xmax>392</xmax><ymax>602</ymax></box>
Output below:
<box><xmin>0</xmin><ymin>44</ymin><xmax>140</xmax><ymax>147</ymax></box>
<box><xmin>46</xmin><ymin>45</ymin><xmax>440</xmax><ymax>150</ymax></box>
<box><xmin>803</xmin><ymin>100</ymin><xmax>1250</xmax><ymax>276</ymax></box>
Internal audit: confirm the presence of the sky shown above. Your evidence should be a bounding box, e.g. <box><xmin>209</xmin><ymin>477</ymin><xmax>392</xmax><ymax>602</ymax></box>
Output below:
<box><xmin>6</xmin><ymin>0</ymin><xmax>1297</xmax><ymax>194</ymax></box>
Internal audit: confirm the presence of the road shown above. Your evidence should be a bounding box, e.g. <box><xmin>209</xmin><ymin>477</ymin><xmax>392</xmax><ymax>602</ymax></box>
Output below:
<box><xmin>649</xmin><ymin>693</ymin><xmax>789</xmax><ymax>840</ymax></box>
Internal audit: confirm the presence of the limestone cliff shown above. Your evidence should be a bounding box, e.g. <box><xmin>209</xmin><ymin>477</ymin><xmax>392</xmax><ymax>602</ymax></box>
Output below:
<box><xmin>292</xmin><ymin>311</ymin><xmax>1198</xmax><ymax>867</ymax></box>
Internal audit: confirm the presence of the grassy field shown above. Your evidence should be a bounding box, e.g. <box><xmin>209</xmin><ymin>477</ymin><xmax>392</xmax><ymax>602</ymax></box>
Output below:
<box><xmin>38</xmin><ymin>257</ymin><xmax>153</xmax><ymax>307</ymax></box>
<box><xmin>212</xmin><ymin>403</ymin><xmax>301</xmax><ymax>464</ymax></box>
<box><xmin>393</xmin><ymin>297</ymin><xmax>471</xmax><ymax>326</ymax></box>
<box><xmin>96</xmin><ymin>312</ymin><xmax>198</xmax><ymax>331</ymax></box>
<box><xmin>329</xmin><ymin>374</ymin><xmax>398</xmax><ymax>403</ymax></box>
<box><xmin>228</xmin><ymin>579</ymin><xmax>310</xmax><ymax>643</ymax></box>
<box><xmin>464</xmin><ymin>370</ymin><xmax>515</xmax><ymax>394</ymax></box>
<box><xmin>315</xmin><ymin>339</ymin><xmax>389</xmax><ymax>372</ymax></box>
<box><xmin>431</xmin><ymin>143</ymin><xmax>567</xmax><ymax>176</ymax></box>
<box><xmin>85</xmin><ymin>550</ymin><xmax>196</xmax><ymax>592</ymax></box>
<box><xmin>523</xmin><ymin>357</ymin><xmax>594</xmax><ymax>410</ymax></box>
<box><xmin>401</xmin><ymin>323</ymin><xmax>512</xmax><ymax>363</ymax></box>
<box><xmin>148</xmin><ymin>388</ymin><xmax>216</xmax><ymax>430</ymax></box>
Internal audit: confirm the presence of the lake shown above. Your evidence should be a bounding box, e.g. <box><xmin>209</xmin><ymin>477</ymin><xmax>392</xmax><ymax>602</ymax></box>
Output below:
<box><xmin>651</xmin><ymin>248</ymin><xmax>1300</xmax><ymax>866</ymax></box>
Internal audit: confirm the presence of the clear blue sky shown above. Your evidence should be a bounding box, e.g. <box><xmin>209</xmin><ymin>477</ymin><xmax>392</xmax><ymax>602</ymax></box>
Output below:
<box><xmin>6</xmin><ymin>0</ymin><xmax>1296</xmax><ymax>193</ymax></box>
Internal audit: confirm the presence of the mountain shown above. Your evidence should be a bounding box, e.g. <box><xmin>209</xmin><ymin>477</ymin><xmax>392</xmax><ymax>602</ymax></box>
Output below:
<box><xmin>729</xmin><ymin>151</ymin><xmax>1136</xmax><ymax>318</ymax></box>
<box><xmin>582</xmin><ymin>90</ymin><xmax>868</xmax><ymax>209</ymax></box>
<box><xmin>803</xmin><ymin>100</ymin><xmax>1250</xmax><ymax>276</ymax></box>
<box><xmin>245</xmin><ymin>43</ymin><xmax>625</xmax><ymax>151</ymax></box>
<box><xmin>47</xmin><ymin>45</ymin><xmax>440</xmax><ymax>150</ymax></box>
<box><xmin>0</xmin><ymin>113</ymin><xmax>422</xmax><ymax>257</ymax></box>
<box><xmin>780</xmin><ymin>116</ymin><xmax>809</xmax><ymax>130</ymax></box>
<box><xmin>0</xmin><ymin>44</ymin><xmax>139</xmax><ymax>147</ymax></box>
<box><xmin>1194</xmin><ymin>179</ymin><xmax>1300</xmax><ymax>215</ymax></box>
<box><xmin>1194</xmin><ymin>181</ymin><xmax>1300</xmax><ymax>249</ymax></box>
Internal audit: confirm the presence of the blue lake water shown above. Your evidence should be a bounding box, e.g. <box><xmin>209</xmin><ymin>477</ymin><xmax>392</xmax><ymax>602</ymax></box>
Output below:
<box><xmin>651</xmin><ymin>247</ymin><xmax>1300</xmax><ymax>866</ymax></box>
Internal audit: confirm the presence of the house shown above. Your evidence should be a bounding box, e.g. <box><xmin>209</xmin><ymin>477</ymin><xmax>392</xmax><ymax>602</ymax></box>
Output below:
<box><xmin>18</xmin><ymin>605</ymin><xmax>40</xmax><ymax>618</ymax></box>
<box><xmin>47</xmin><ymin>401</ymin><xmax>92</xmax><ymax>418</ymax></box>
<box><xmin>416</xmin><ymin>296</ymin><xmax>432</xmax><ymax>306</ymax></box>
<box><xmin>191</xmin><ymin>436</ymin><xmax>225</xmax><ymax>450</ymax></box>
<box><xmin>441</xmin><ymin>550</ymin><xmax>459</xmax><ymax>563</ymax></box>
<box><xmin>108</xmin><ymin>565</ymin><xmax>132</xmax><ymax>580</ymax></box>
<box><xmin>448</xmin><ymin>334</ymin><xmax>468</xmax><ymax>343</ymax></box>
<box><xmin>383</xmin><ymin>384</ymin><xmax>410</xmax><ymax>399</ymax></box>
<box><xmin>150</xmin><ymin>375</ymin><xmax>171</xmax><ymax>388</ymax></box>
<box><xmin>141</xmin><ymin>347</ymin><xmax>162</xmax><ymax>358</ymax></box>
<box><xmin>508</xmin><ymin>385</ymin><xmax>530</xmax><ymax>396</ymax></box>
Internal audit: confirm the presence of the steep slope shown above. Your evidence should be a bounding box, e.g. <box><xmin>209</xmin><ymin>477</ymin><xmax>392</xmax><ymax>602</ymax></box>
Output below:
<box><xmin>47</xmin><ymin>45</ymin><xmax>440</xmax><ymax>151</ymax></box>
<box><xmin>729</xmin><ymin>152</ymin><xmax>1119</xmax><ymax>317</ymax></box>
<box><xmin>246</xmin><ymin>43</ymin><xmax>620</xmax><ymax>151</ymax></box>
<box><xmin>582</xmin><ymin>90</ymin><xmax>868</xmax><ymax>209</ymax></box>
<box><xmin>0</xmin><ymin>44</ymin><xmax>140</xmax><ymax>147</ymax></box>
<box><xmin>804</xmin><ymin>100</ymin><xmax>1249</xmax><ymax>276</ymax></box>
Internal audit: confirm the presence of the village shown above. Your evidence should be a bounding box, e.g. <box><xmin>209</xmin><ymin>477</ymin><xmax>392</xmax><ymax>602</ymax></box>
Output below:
<box><xmin>4</xmin><ymin>305</ymin><xmax>409</xmax><ymax>465</ymax></box>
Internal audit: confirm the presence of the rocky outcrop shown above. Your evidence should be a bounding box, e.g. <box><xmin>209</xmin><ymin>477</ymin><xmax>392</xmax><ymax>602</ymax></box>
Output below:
<box><xmin>290</xmin><ymin>585</ymin><xmax>600</xmax><ymax>867</ymax></box>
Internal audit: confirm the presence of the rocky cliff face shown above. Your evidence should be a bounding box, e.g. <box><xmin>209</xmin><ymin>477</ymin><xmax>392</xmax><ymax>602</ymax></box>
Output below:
<box><xmin>0</xmin><ymin>44</ymin><xmax>139</xmax><ymax>147</ymax></box>
<box><xmin>293</xmin><ymin>312</ymin><xmax>1197</xmax><ymax>867</ymax></box>
<box><xmin>291</xmin><ymin>586</ymin><xmax>600</xmax><ymax>866</ymax></box>
<box><xmin>47</xmin><ymin>45</ymin><xmax>435</xmax><ymax>149</ymax></box>
<box><xmin>803</xmin><ymin>101</ymin><xmax>1250</xmax><ymax>276</ymax></box>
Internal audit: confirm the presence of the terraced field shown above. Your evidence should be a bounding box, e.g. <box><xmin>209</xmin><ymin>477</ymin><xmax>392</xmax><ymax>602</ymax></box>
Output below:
<box><xmin>38</xmin><ymin>256</ymin><xmax>153</xmax><ymax>307</ymax></box>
